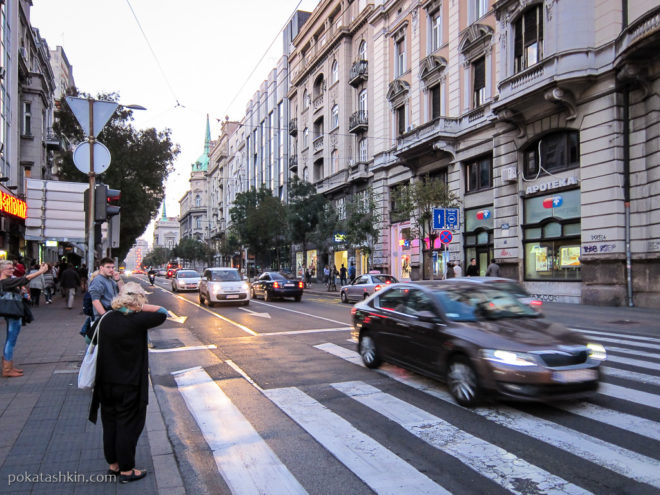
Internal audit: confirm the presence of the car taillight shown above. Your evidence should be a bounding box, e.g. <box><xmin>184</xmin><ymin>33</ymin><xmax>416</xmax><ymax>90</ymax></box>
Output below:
<box><xmin>273</xmin><ymin>282</ymin><xmax>280</xmax><ymax>289</ymax></box>
<box><xmin>374</xmin><ymin>284</ymin><xmax>382</xmax><ymax>291</ymax></box>
<box><xmin>350</xmin><ymin>307</ymin><xmax>357</xmax><ymax>316</ymax></box>
<box><xmin>298</xmin><ymin>281</ymin><xmax>304</xmax><ymax>288</ymax></box>
<box><xmin>530</xmin><ymin>299</ymin><xmax>543</xmax><ymax>307</ymax></box>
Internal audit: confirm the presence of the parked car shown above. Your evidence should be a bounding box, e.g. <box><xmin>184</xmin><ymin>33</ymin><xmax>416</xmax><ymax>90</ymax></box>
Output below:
<box><xmin>456</xmin><ymin>277</ymin><xmax>543</xmax><ymax>311</ymax></box>
<box><xmin>171</xmin><ymin>269</ymin><xmax>201</xmax><ymax>292</ymax></box>
<box><xmin>351</xmin><ymin>280</ymin><xmax>606</xmax><ymax>407</ymax></box>
<box><xmin>199</xmin><ymin>267</ymin><xmax>250</xmax><ymax>306</ymax></box>
<box><xmin>340</xmin><ymin>273</ymin><xmax>398</xmax><ymax>304</ymax></box>
<box><xmin>251</xmin><ymin>271</ymin><xmax>304</xmax><ymax>302</ymax></box>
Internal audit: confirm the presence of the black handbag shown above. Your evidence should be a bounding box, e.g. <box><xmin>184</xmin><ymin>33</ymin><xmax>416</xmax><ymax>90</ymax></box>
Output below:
<box><xmin>0</xmin><ymin>291</ymin><xmax>26</xmax><ymax>318</ymax></box>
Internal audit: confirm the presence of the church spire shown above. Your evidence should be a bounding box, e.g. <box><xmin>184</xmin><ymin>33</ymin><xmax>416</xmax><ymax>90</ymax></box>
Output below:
<box><xmin>204</xmin><ymin>114</ymin><xmax>211</xmax><ymax>155</ymax></box>
<box><xmin>192</xmin><ymin>115</ymin><xmax>211</xmax><ymax>172</ymax></box>
<box><xmin>161</xmin><ymin>202</ymin><xmax>167</xmax><ymax>220</ymax></box>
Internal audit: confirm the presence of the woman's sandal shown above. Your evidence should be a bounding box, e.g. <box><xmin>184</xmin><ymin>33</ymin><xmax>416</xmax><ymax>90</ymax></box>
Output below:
<box><xmin>119</xmin><ymin>469</ymin><xmax>147</xmax><ymax>483</ymax></box>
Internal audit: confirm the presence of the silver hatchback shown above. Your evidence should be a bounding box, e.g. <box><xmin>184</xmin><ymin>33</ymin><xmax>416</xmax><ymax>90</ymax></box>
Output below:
<box><xmin>340</xmin><ymin>273</ymin><xmax>398</xmax><ymax>303</ymax></box>
<box><xmin>171</xmin><ymin>269</ymin><xmax>201</xmax><ymax>292</ymax></box>
<box><xmin>199</xmin><ymin>268</ymin><xmax>250</xmax><ymax>306</ymax></box>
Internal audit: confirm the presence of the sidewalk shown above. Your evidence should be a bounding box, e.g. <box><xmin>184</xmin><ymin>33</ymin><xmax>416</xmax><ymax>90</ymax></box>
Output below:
<box><xmin>0</xmin><ymin>293</ymin><xmax>186</xmax><ymax>494</ymax></box>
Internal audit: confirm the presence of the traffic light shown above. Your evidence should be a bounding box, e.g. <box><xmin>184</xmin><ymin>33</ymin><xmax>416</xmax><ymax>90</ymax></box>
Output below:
<box><xmin>106</xmin><ymin>188</ymin><xmax>121</xmax><ymax>218</ymax></box>
<box><xmin>94</xmin><ymin>184</ymin><xmax>108</xmax><ymax>221</ymax></box>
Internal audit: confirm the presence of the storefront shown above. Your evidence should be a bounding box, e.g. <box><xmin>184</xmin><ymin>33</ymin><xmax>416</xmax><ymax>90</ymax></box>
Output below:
<box><xmin>464</xmin><ymin>206</ymin><xmax>493</xmax><ymax>277</ymax></box>
<box><xmin>390</xmin><ymin>222</ymin><xmax>413</xmax><ymax>280</ymax></box>
<box><xmin>306</xmin><ymin>249</ymin><xmax>317</xmax><ymax>279</ymax></box>
<box><xmin>0</xmin><ymin>189</ymin><xmax>28</xmax><ymax>261</ymax></box>
<box><xmin>353</xmin><ymin>249</ymin><xmax>369</xmax><ymax>278</ymax></box>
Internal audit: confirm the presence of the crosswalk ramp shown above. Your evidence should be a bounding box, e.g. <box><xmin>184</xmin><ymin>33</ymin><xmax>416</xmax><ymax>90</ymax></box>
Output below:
<box><xmin>171</xmin><ymin>329</ymin><xmax>660</xmax><ymax>494</ymax></box>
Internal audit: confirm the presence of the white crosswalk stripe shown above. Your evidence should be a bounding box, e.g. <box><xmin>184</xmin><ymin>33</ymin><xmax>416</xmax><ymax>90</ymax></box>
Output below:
<box><xmin>605</xmin><ymin>354</ymin><xmax>660</xmax><ymax>371</ymax></box>
<box><xmin>332</xmin><ymin>381</ymin><xmax>591</xmax><ymax>495</ymax></box>
<box><xmin>590</xmin><ymin>335</ymin><xmax>660</xmax><ymax>351</ymax></box>
<box><xmin>605</xmin><ymin>345</ymin><xmax>660</xmax><ymax>360</ymax></box>
<box><xmin>602</xmin><ymin>366</ymin><xmax>660</xmax><ymax>386</ymax></box>
<box><xmin>598</xmin><ymin>382</ymin><xmax>660</xmax><ymax>409</ymax></box>
<box><xmin>573</xmin><ymin>328</ymin><xmax>660</xmax><ymax>344</ymax></box>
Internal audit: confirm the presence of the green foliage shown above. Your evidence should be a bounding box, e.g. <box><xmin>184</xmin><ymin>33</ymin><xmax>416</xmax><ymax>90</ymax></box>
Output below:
<box><xmin>142</xmin><ymin>247</ymin><xmax>170</xmax><ymax>267</ymax></box>
<box><xmin>53</xmin><ymin>90</ymin><xmax>180</xmax><ymax>262</ymax></box>
<box><xmin>218</xmin><ymin>229</ymin><xmax>241</xmax><ymax>258</ymax></box>
<box><xmin>229</xmin><ymin>186</ymin><xmax>286</xmax><ymax>266</ymax></box>
<box><xmin>171</xmin><ymin>237</ymin><xmax>213</xmax><ymax>264</ymax></box>
<box><xmin>342</xmin><ymin>188</ymin><xmax>381</xmax><ymax>258</ymax></box>
<box><xmin>287</xmin><ymin>176</ymin><xmax>329</xmax><ymax>252</ymax></box>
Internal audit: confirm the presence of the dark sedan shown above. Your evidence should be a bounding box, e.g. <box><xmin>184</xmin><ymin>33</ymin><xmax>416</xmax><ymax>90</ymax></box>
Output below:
<box><xmin>251</xmin><ymin>271</ymin><xmax>304</xmax><ymax>302</ymax></box>
<box><xmin>351</xmin><ymin>281</ymin><xmax>606</xmax><ymax>407</ymax></box>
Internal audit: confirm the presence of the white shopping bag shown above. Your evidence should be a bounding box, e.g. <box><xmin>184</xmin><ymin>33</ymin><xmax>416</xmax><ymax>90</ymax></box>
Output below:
<box><xmin>77</xmin><ymin>312</ymin><xmax>110</xmax><ymax>390</ymax></box>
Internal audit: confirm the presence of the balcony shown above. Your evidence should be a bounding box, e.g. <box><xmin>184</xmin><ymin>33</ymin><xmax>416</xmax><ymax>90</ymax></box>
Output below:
<box><xmin>289</xmin><ymin>155</ymin><xmax>298</xmax><ymax>172</ymax></box>
<box><xmin>288</xmin><ymin>118</ymin><xmax>297</xmax><ymax>136</ymax></box>
<box><xmin>313</xmin><ymin>94</ymin><xmax>324</xmax><ymax>112</ymax></box>
<box><xmin>44</xmin><ymin>129</ymin><xmax>60</xmax><ymax>150</ymax></box>
<box><xmin>348</xmin><ymin>60</ymin><xmax>368</xmax><ymax>87</ymax></box>
<box><xmin>313</xmin><ymin>135</ymin><xmax>324</xmax><ymax>153</ymax></box>
<box><xmin>349</xmin><ymin>110</ymin><xmax>368</xmax><ymax>133</ymax></box>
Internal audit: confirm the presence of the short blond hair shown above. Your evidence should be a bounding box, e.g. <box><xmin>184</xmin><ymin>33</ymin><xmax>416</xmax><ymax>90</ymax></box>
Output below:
<box><xmin>111</xmin><ymin>282</ymin><xmax>147</xmax><ymax>310</ymax></box>
<box><xmin>0</xmin><ymin>261</ymin><xmax>13</xmax><ymax>271</ymax></box>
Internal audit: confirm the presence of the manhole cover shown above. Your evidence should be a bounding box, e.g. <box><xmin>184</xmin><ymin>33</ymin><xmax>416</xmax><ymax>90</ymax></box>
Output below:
<box><xmin>609</xmin><ymin>320</ymin><xmax>638</xmax><ymax>325</ymax></box>
<box><xmin>151</xmin><ymin>338</ymin><xmax>184</xmax><ymax>349</ymax></box>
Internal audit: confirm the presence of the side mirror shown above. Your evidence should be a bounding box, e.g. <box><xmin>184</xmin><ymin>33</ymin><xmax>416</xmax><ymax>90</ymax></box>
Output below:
<box><xmin>417</xmin><ymin>310</ymin><xmax>439</xmax><ymax>323</ymax></box>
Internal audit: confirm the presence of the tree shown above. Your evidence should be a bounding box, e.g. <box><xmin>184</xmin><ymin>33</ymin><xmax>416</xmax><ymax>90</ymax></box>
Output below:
<box><xmin>342</xmin><ymin>188</ymin><xmax>381</xmax><ymax>270</ymax></box>
<box><xmin>218</xmin><ymin>229</ymin><xmax>241</xmax><ymax>267</ymax></box>
<box><xmin>171</xmin><ymin>237</ymin><xmax>213</xmax><ymax>268</ymax></box>
<box><xmin>53</xmin><ymin>90</ymin><xmax>180</xmax><ymax>262</ymax></box>
<box><xmin>392</xmin><ymin>176</ymin><xmax>460</xmax><ymax>279</ymax></box>
<box><xmin>229</xmin><ymin>186</ymin><xmax>286</xmax><ymax>268</ymax></box>
<box><xmin>287</xmin><ymin>176</ymin><xmax>328</xmax><ymax>264</ymax></box>
<box><xmin>142</xmin><ymin>247</ymin><xmax>170</xmax><ymax>268</ymax></box>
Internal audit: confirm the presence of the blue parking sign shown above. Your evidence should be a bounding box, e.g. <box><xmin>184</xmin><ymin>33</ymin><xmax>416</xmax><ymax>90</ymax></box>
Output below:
<box><xmin>446</xmin><ymin>208</ymin><xmax>459</xmax><ymax>230</ymax></box>
<box><xmin>433</xmin><ymin>208</ymin><xmax>445</xmax><ymax>230</ymax></box>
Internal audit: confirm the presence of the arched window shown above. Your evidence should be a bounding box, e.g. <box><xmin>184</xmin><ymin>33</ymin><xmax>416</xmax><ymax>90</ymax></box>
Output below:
<box><xmin>331</xmin><ymin>105</ymin><xmax>339</xmax><ymax>129</ymax></box>
<box><xmin>358</xmin><ymin>40</ymin><xmax>367</xmax><ymax>61</ymax></box>
<box><xmin>195</xmin><ymin>217</ymin><xmax>201</xmax><ymax>229</ymax></box>
<box><xmin>523</xmin><ymin>131</ymin><xmax>579</xmax><ymax>179</ymax></box>
<box><xmin>303</xmin><ymin>127</ymin><xmax>309</xmax><ymax>148</ymax></box>
<box><xmin>331</xmin><ymin>60</ymin><xmax>339</xmax><ymax>83</ymax></box>
<box><xmin>195</xmin><ymin>195</ymin><xmax>201</xmax><ymax>207</ymax></box>
<box><xmin>358</xmin><ymin>89</ymin><xmax>367</xmax><ymax>113</ymax></box>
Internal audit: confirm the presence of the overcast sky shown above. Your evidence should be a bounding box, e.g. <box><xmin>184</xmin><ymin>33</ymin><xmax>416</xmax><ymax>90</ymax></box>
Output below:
<box><xmin>31</xmin><ymin>0</ymin><xmax>319</xmax><ymax>244</ymax></box>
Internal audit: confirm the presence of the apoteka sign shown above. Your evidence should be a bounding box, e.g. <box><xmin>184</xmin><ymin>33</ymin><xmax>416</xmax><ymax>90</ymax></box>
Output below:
<box><xmin>525</xmin><ymin>176</ymin><xmax>578</xmax><ymax>195</ymax></box>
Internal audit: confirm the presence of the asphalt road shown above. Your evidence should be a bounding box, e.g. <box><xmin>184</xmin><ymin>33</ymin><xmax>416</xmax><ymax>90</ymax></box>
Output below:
<box><xmin>133</xmin><ymin>275</ymin><xmax>660</xmax><ymax>495</ymax></box>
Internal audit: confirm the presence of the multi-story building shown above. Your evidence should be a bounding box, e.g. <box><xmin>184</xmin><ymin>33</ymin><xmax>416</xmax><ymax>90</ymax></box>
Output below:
<box><xmin>49</xmin><ymin>45</ymin><xmax>75</xmax><ymax>100</ymax></box>
<box><xmin>124</xmin><ymin>238</ymin><xmax>148</xmax><ymax>271</ymax></box>
<box><xmin>152</xmin><ymin>204</ymin><xmax>180</xmax><ymax>250</ymax></box>
<box><xmin>179</xmin><ymin>117</ymin><xmax>211</xmax><ymax>241</ymax></box>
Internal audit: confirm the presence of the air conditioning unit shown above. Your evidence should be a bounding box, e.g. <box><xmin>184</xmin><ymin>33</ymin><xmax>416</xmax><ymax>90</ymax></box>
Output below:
<box><xmin>501</xmin><ymin>166</ymin><xmax>517</xmax><ymax>183</ymax></box>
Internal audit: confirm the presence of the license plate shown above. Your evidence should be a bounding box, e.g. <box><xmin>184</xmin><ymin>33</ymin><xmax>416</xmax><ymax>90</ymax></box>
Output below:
<box><xmin>285</xmin><ymin>283</ymin><xmax>295</xmax><ymax>287</ymax></box>
<box><xmin>226</xmin><ymin>294</ymin><xmax>239</xmax><ymax>299</ymax></box>
<box><xmin>552</xmin><ymin>369</ymin><xmax>598</xmax><ymax>383</ymax></box>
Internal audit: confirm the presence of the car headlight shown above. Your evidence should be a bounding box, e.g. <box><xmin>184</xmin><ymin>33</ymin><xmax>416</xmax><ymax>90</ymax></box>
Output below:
<box><xmin>481</xmin><ymin>349</ymin><xmax>537</xmax><ymax>367</ymax></box>
<box><xmin>242</xmin><ymin>282</ymin><xmax>250</xmax><ymax>292</ymax></box>
<box><xmin>587</xmin><ymin>343</ymin><xmax>607</xmax><ymax>361</ymax></box>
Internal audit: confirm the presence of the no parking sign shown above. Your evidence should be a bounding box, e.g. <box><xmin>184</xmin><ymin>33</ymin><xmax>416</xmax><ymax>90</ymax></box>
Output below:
<box><xmin>439</xmin><ymin>230</ymin><xmax>453</xmax><ymax>244</ymax></box>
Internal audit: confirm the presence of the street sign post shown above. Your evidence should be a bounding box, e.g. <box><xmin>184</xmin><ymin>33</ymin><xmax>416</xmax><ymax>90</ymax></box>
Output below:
<box><xmin>446</xmin><ymin>208</ymin><xmax>459</xmax><ymax>229</ymax></box>
<box><xmin>433</xmin><ymin>207</ymin><xmax>460</xmax><ymax>230</ymax></box>
<box><xmin>433</xmin><ymin>209</ymin><xmax>445</xmax><ymax>230</ymax></box>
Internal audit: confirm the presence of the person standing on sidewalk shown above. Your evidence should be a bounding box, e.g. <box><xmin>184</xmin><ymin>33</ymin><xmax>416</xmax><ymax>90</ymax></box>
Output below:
<box><xmin>28</xmin><ymin>263</ymin><xmax>45</xmax><ymax>306</ymax></box>
<box><xmin>88</xmin><ymin>282</ymin><xmax>168</xmax><ymax>484</ymax></box>
<box><xmin>466</xmin><ymin>258</ymin><xmax>479</xmax><ymax>277</ymax></box>
<box><xmin>89</xmin><ymin>257</ymin><xmax>123</xmax><ymax>319</ymax></box>
<box><xmin>1</xmin><ymin>260</ymin><xmax>48</xmax><ymax>377</ymax></box>
<box><xmin>486</xmin><ymin>259</ymin><xmax>500</xmax><ymax>277</ymax></box>
<box><xmin>42</xmin><ymin>264</ymin><xmax>55</xmax><ymax>304</ymax></box>
<box><xmin>59</xmin><ymin>263</ymin><xmax>81</xmax><ymax>309</ymax></box>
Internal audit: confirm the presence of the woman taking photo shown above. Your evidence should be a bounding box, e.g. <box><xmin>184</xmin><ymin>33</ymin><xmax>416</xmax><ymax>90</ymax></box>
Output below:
<box><xmin>1</xmin><ymin>260</ymin><xmax>48</xmax><ymax>377</ymax></box>
<box><xmin>88</xmin><ymin>282</ymin><xmax>168</xmax><ymax>483</ymax></box>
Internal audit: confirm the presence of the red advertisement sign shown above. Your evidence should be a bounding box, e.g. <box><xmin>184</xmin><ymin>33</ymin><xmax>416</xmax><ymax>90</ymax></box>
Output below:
<box><xmin>1</xmin><ymin>191</ymin><xmax>27</xmax><ymax>219</ymax></box>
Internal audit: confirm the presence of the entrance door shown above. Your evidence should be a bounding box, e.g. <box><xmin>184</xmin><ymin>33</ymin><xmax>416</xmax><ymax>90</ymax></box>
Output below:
<box><xmin>477</xmin><ymin>248</ymin><xmax>489</xmax><ymax>277</ymax></box>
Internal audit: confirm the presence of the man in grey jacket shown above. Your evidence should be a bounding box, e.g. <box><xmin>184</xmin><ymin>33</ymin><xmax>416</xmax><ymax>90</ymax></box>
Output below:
<box><xmin>485</xmin><ymin>259</ymin><xmax>500</xmax><ymax>277</ymax></box>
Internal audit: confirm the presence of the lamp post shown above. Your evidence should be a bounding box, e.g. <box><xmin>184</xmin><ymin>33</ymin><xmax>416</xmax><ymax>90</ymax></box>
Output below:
<box><xmin>66</xmin><ymin>97</ymin><xmax>145</xmax><ymax>273</ymax></box>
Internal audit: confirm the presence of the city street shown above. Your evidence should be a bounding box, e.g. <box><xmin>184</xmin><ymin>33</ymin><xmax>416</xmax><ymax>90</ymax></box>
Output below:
<box><xmin>139</xmin><ymin>275</ymin><xmax>660</xmax><ymax>495</ymax></box>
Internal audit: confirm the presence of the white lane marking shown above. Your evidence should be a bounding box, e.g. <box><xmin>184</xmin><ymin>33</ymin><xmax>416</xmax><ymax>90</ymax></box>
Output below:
<box><xmin>598</xmin><ymin>383</ymin><xmax>660</xmax><ymax>409</ymax></box>
<box><xmin>605</xmin><ymin>354</ymin><xmax>660</xmax><ymax>371</ymax></box>
<box><xmin>604</xmin><ymin>346</ymin><xmax>660</xmax><ymax>360</ymax></box>
<box><xmin>573</xmin><ymin>328</ymin><xmax>660</xmax><ymax>344</ymax></box>
<box><xmin>149</xmin><ymin>344</ymin><xmax>217</xmax><ymax>353</ymax></box>
<box><xmin>238</xmin><ymin>307</ymin><xmax>271</xmax><ymax>318</ymax></box>
<box><xmin>333</xmin><ymin>381</ymin><xmax>591</xmax><ymax>495</ymax></box>
<box><xmin>250</xmin><ymin>299</ymin><xmax>348</xmax><ymax>326</ymax></box>
<box><xmin>225</xmin><ymin>360</ymin><xmax>264</xmax><ymax>393</ymax></box>
<box><xmin>172</xmin><ymin>367</ymin><xmax>307</xmax><ymax>495</ymax></box>
<box><xmin>166</xmin><ymin>310</ymin><xmax>188</xmax><ymax>324</ymax></box>
<box><xmin>316</xmin><ymin>343</ymin><xmax>660</xmax><ymax>488</ymax></box>
<box><xmin>264</xmin><ymin>386</ymin><xmax>448</xmax><ymax>495</ymax></box>
<box><xmin>591</xmin><ymin>336</ymin><xmax>660</xmax><ymax>351</ymax></box>
<box><xmin>259</xmin><ymin>327</ymin><xmax>352</xmax><ymax>336</ymax></box>
<box><xmin>602</xmin><ymin>366</ymin><xmax>660</xmax><ymax>386</ymax></box>
<box><xmin>167</xmin><ymin>293</ymin><xmax>258</xmax><ymax>336</ymax></box>
<box><xmin>554</xmin><ymin>401</ymin><xmax>660</xmax><ymax>442</ymax></box>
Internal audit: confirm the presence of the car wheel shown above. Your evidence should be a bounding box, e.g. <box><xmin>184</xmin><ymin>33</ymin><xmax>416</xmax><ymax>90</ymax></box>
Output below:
<box><xmin>251</xmin><ymin>287</ymin><xmax>256</xmax><ymax>298</ymax></box>
<box><xmin>340</xmin><ymin>291</ymin><xmax>349</xmax><ymax>304</ymax></box>
<box><xmin>264</xmin><ymin>290</ymin><xmax>271</xmax><ymax>302</ymax></box>
<box><xmin>294</xmin><ymin>295</ymin><xmax>302</xmax><ymax>302</ymax></box>
<box><xmin>199</xmin><ymin>293</ymin><xmax>204</xmax><ymax>305</ymax></box>
<box><xmin>447</xmin><ymin>356</ymin><xmax>481</xmax><ymax>407</ymax></box>
<box><xmin>359</xmin><ymin>334</ymin><xmax>381</xmax><ymax>369</ymax></box>
<box><xmin>172</xmin><ymin>284</ymin><xmax>177</xmax><ymax>292</ymax></box>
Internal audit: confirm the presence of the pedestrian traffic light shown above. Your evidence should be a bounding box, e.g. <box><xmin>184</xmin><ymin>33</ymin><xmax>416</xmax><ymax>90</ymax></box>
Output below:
<box><xmin>94</xmin><ymin>184</ymin><xmax>108</xmax><ymax>222</ymax></box>
<box><xmin>106</xmin><ymin>188</ymin><xmax>121</xmax><ymax>218</ymax></box>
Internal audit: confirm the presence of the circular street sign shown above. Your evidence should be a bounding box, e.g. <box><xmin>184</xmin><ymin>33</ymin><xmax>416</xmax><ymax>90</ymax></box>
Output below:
<box><xmin>73</xmin><ymin>141</ymin><xmax>111</xmax><ymax>174</ymax></box>
<box><xmin>439</xmin><ymin>230</ymin><xmax>453</xmax><ymax>244</ymax></box>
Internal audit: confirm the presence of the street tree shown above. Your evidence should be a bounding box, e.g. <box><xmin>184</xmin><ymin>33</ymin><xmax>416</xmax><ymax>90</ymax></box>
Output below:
<box><xmin>142</xmin><ymin>247</ymin><xmax>170</xmax><ymax>268</ymax></box>
<box><xmin>218</xmin><ymin>229</ymin><xmax>241</xmax><ymax>267</ymax></box>
<box><xmin>171</xmin><ymin>237</ymin><xmax>213</xmax><ymax>269</ymax></box>
<box><xmin>341</xmin><ymin>188</ymin><xmax>381</xmax><ymax>271</ymax></box>
<box><xmin>229</xmin><ymin>186</ymin><xmax>286</xmax><ymax>268</ymax></box>
<box><xmin>392</xmin><ymin>175</ymin><xmax>460</xmax><ymax>279</ymax></box>
<box><xmin>287</xmin><ymin>176</ymin><xmax>328</xmax><ymax>269</ymax></box>
<box><xmin>53</xmin><ymin>90</ymin><xmax>180</xmax><ymax>262</ymax></box>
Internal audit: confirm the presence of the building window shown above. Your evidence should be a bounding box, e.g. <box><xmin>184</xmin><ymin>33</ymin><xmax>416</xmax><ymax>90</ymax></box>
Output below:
<box><xmin>303</xmin><ymin>89</ymin><xmax>310</xmax><ymax>109</ymax></box>
<box><xmin>395</xmin><ymin>38</ymin><xmax>406</xmax><ymax>77</ymax></box>
<box><xmin>472</xmin><ymin>57</ymin><xmax>486</xmax><ymax>108</ymax></box>
<box><xmin>195</xmin><ymin>217</ymin><xmax>201</xmax><ymax>229</ymax></box>
<box><xmin>464</xmin><ymin>206</ymin><xmax>494</xmax><ymax>277</ymax></box>
<box><xmin>465</xmin><ymin>155</ymin><xmax>492</xmax><ymax>192</ymax></box>
<box><xmin>390</xmin><ymin>183</ymin><xmax>409</xmax><ymax>223</ymax></box>
<box><xmin>195</xmin><ymin>194</ymin><xmax>201</xmax><ymax>207</ymax></box>
<box><xmin>514</xmin><ymin>4</ymin><xmax>543</xmax><ymax>73</ymax></box>
<box><xmin>396</xmin><ymin>106</ymin><xmax>406</xmax><ymax>136</ymax></box>
<box><xmin>331</xmin><ymin>104</ymin><xmax>339</xmax><ymax>129</ymax></box>
<box><xmin>475</xmin><ymin>0</ymin><xmax>488</xmax><ymax>20</ymax></box>
<box><xmin>358</xmin><ymin>138</ymin><xmax>368</xmax><ymax>162</ymax></box>
<box><xmin>430</xmin><ymin>12</ymin><xmax>442</xmax><ymax>52</ymax></box>
<box><xmin>358</xmin><ymin>40</ymin><xmax>367</xmax><ymax>61</ymax></box>
<box><xmin>303</xmin><ymin>127</ymin><xmax>309</xmax><ymax>148</ymax></box>
<box><xmin>524</xmin><ymin>131</ymin><xmax>579</xmax><ymax>179</ymax></box>
<box><xmin>524</xmin><ymin>189</ymin><xmax>581</xmax><ymax>281</ymax></box>
<box><xmin>331</xmin><ymin>60</ymin><xmax>339</xmax><ymax>83</ymax></box>
<box><xmin>430</xmin><ymin>85</ymin><xmax>441</xmax><ymax>119</ymax></box>
<box><xmin>22</xmin><ymin>102</ymin><xmax>31</xmax><ymax>136</ymax></box>
<box><xmin>358</xmin><ymin>89</ymin><xmax>367</xmax><ymax>113</ymax></box>
<box><xmin>331</xmin><ymin>149</ymin><xmax>338</xmax><ymax>174</ymax></box>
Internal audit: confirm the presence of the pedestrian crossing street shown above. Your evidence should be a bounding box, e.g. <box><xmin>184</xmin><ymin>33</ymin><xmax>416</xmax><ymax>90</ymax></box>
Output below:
<box><xmin>171</xmin><ymin>328</ymin><xmax>660</xmax><ymax>494</ymax></box>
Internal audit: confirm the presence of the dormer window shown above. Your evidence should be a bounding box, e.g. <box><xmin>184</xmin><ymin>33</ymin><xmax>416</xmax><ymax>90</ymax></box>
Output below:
<box><xmin>514</xmin><ymin>4</ymin><xmax>543</xmax><ymax>73</ymax></box>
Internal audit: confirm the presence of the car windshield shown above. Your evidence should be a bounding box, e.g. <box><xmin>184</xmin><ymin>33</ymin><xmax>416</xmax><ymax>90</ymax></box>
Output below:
<box><xmin>431</xmin><ymin>287</ymin><xmax>539</xmax><ymax>321</ymax></box>
<box><xmin>178</xmin><ymin>271</ymin><xmax>200</xmax><ymax>278</ymax></box>
<box><xmin>488</xmin><ymin>281</ymin><xmax>530</xmax><ymax>298</ymax></box>
<box><xmin>374</xmin><ymin>275</ymin><xmax>397</xmax><ymax>284</ymax></box>
<box><xmin>210</xmin><ymin>271</ymin><xmax>241</xmax><ymax>281</ymax></box>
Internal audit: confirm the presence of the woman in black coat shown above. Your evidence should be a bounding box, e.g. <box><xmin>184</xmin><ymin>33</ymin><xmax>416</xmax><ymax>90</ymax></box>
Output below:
<box><xmin>88</xmin><ymin>282</ymin><xmax>168</xmax><ymax>483</ymax></box>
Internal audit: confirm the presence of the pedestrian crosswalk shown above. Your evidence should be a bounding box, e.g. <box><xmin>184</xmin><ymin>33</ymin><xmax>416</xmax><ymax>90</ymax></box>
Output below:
<box><xmin>171</xmin><ymin>328</ymin><xmax>660</xmax><ymax>494</ymax></box>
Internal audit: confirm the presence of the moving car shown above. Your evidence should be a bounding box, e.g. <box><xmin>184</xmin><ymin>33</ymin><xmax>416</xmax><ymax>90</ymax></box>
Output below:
<box><xmin>251</xmin><ymin>271</ymin><xmax>304</xmax><ymax>302</ymax></box>
<box><xmin>456</xmin><ymin>277</ymin><xmax>543</xmax><ymax>311</ymax></box>
<box><xmin>156</xmin><ymin>268</ymin><xmax>167</xmax><ymax>277</ymax></box>
<box><xmin>199</xmin><ymin>267</ymin><xmax>250</xmax><ymax>306</ymax></box>
<box><xmin>351</xmin><ymin>280</ymin><xmax>606</xmax><ymax>407</ymax></box>
<box><xmin>171</xmin><ymin>269</ymin><xmax>201</xmax><ymax>292</ymax></box>
<box><xmin>166</xmin><ymin>268</ymin><xmax>178</xmax><ymax>279</ymax></box>
<box><xmin>340</xmin><ymin>273</ymin><xmax>398</xmax><ymax>304</ymax></box>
